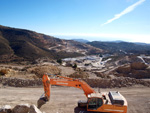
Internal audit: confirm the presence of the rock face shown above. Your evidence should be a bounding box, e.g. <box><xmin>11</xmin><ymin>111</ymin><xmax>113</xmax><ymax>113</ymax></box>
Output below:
<box><xmin>115</xmin><ymin>62</ymin><xmax>150</xmax><ymax>79</ymax></box>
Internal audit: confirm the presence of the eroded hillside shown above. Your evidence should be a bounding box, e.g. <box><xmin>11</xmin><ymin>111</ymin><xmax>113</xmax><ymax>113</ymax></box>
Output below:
<box><xmin>0</xmin><ymin>25</ymin><xmax>102</xmax><ymax>62</ymax></box>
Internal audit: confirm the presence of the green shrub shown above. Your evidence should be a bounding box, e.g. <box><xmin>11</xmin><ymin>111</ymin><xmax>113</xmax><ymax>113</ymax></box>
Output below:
<box><xmin>57</xmin><ymin>59</ymin><xmax>62</xmax><ymax>65</ymax></box>
<box><xmin>72</xmin><ymin>63</ymin><xmax>77</xmax><ymax>69</ymax></box>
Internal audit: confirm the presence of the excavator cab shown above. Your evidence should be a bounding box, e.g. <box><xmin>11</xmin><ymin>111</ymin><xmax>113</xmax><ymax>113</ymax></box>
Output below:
<box><xmin>87</xmin><ymin>97</ymin><xmax>103</xmax><ymax>110</ymax></box>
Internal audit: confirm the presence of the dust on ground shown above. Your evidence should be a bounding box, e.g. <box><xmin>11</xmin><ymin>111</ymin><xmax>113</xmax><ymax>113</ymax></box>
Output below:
<box><xmin>0</xmin><ymin>85</ymin><xmax>150</xmax><ymax>113</ymax></box>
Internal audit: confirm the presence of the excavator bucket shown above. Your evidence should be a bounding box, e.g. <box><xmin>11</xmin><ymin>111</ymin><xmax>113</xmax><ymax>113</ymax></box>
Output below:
<box><xmin>37</xmin><ymin>97</ymin><xmax>47</xmax><ymax>109</ymax></box>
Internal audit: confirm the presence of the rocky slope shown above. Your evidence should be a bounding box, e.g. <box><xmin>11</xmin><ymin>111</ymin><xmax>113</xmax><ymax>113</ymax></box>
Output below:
<box><xmin>87</xmin><ymin>41</ymin><xmax>150</xmax><ymax>54</ymax></box>
<box><xmin>0</xmin><ymin>25</ymin><xmax>102</xmax><ymax>62</ymax></box>
<box><xmin>113</xmin><ymin>62</ymin><xmax>150</xmax><ymax>79</ymax></box>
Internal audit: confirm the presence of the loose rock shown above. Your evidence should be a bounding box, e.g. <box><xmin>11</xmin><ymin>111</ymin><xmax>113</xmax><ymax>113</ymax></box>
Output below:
<box><xmin>0</xmin><ymin>105</ymin><xmax>11</xmax><ymax>113</ymax></box>
<box><xmin>29</xmin><ymin>105</ymin><xmax>42</xmax><ymax>113</ymax></box>
<box><xmin>12</xmin><ymin>104</ymin><xmax>30</xmax><ymax>113</ymax></box>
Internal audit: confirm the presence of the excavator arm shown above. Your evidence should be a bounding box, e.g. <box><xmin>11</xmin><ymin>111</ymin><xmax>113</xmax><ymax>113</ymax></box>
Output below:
<box><xmin>37</xmin><ymin>74</ymin><xmax>95</xmax><ymax>108</ymax></box>
<box><xmin>43</xmin><ymin>74</ymin><xmax>95</xmax><ymax>98</ymax></box>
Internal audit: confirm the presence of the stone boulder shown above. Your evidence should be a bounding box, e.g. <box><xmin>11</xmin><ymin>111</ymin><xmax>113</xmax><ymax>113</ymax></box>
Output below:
<box><xmin>29</xmin><ymin>105</ymin><xmax>42</xmax><ymax>113</ymax></box>
<box><xmin>0</xmin><ymin>105</ymin><xmax>12</xmax><ymax>113</ymax></box>
<box><xmin>12</xmin><ymin>104</ymin><xmax>30</xmax><ymax>113</ymax></box>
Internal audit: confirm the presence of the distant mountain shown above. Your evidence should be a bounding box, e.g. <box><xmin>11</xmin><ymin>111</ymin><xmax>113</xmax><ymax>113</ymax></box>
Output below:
<box><xmin>0</xmin><ymin>25</ymin><xmax>102</xmax><ymax>62</ymax></box>
<box><xmin>71</xmin><ymin>39</ymin><xmax>89</xmax><ymax>43</ymax></box>
<box><xmin>134</xmin><ymin>42</ymin><xmax>150</xmax><ymax>46</ymax></box>
<box><xmin>87</xmin><ymin>41</ymin><xmax>150</xmax><ymax>54</ymax></box>
<box><xmin>106</xmin><ymin>40</ymin><xmax>125</xmax><ymax>43</ymax></box>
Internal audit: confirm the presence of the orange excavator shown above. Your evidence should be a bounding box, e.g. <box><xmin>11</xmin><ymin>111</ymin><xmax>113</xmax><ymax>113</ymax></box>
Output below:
<box><xmin>37</xmin><ymin>74</ymin><xmax>127</xmax><ymax>113</ymax></box>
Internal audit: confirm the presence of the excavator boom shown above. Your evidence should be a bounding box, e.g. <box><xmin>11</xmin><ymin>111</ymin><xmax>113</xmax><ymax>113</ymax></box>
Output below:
<box><xmin>42</xmin><ymin>74</ymin><xmax>95</xmax><ymax>98</ymax></box>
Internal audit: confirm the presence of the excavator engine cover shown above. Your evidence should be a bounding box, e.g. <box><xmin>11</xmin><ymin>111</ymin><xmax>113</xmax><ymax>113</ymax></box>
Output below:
<box><xmin>108</xmin><ymin>91</ymin><xmax>124</xmax><ymax>105</ymax></box>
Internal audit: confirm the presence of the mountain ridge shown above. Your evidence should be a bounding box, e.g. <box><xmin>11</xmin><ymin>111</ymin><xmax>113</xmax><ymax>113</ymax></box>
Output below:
<box><xmin>87</xmin><ymin>41</ymin><xmax>150</xmax><ymax>54</ymax></box>
<box><xmin>0</xmin><ymin>25</ymin><xmax>102</xmax><ymax>62</ymax></box>
<box><xmin>71</xmin><ymin>39</ymin><xmax>89</xmax><ymax>43</ymax></box>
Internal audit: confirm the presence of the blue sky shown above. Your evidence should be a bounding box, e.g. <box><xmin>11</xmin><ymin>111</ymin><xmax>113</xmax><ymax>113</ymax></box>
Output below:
<box><xmin>0</xmin><ymin>0</ymin><xmax>150</xmax><ymax>43</ymax></box>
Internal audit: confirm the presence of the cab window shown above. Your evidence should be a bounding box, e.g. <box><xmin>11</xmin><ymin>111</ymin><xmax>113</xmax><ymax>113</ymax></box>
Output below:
<box><xmin>88</xmin><ymin>98</ymin><xmax>103</xmax><ymax>110</ymax></box>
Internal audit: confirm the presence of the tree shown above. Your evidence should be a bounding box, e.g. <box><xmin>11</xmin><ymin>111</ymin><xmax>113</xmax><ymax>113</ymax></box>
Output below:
<box><xmin>57</xmin><ymin>59</ymin><xmax>62</xmax><ymax>65</ymax></box>
<box><xmin>72</xmin><ymin>63</ymin><xmax>77</xmax><ymax>69</ymax></box>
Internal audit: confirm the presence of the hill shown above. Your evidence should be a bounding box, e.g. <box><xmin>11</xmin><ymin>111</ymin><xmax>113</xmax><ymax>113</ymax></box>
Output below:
<box><xmin>0</xmin><ymin>25</ymin><xmax>102</xmax><ymax>62</ymax></box>
<box><xmin>87</xmin><ymin>41</ymin><xmax>150</xmax><ymax>55</ymax></box>
<box><xmin>71</xmin><ymin>39</ymin><xmax>89</xmax><ymax>43</ymax></box>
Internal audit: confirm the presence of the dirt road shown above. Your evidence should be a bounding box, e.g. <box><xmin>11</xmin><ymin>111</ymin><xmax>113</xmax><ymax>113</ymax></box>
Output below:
<box><xmin>0</xmin><ymin>85</ymin><xmax>150</xmax><ymax>113</ymax></box>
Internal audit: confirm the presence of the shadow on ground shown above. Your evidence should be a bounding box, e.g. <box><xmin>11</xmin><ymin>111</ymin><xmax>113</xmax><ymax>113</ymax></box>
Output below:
<box><xmin>74</xmin><ymin>107</ymin><xmax>104</xmax><ymax>113</ymax></box>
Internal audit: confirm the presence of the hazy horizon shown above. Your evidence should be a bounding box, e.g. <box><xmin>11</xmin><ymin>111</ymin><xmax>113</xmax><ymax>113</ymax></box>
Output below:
<box><xmin>52</xmin><ymin>34</ymin><xmax>150</xmax><ymax>44</ymax></box>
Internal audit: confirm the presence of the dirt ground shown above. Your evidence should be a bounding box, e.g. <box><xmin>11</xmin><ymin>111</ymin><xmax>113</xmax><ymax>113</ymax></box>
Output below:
<box><xmin>0</xmin><ymin>85</ymin><xmax>150</xmax><ymax>113</ymax></box>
